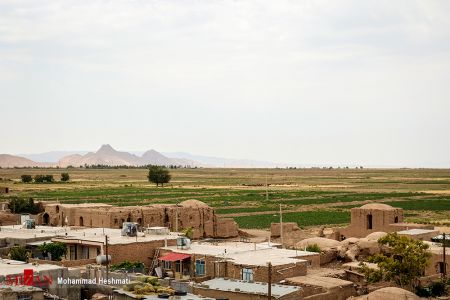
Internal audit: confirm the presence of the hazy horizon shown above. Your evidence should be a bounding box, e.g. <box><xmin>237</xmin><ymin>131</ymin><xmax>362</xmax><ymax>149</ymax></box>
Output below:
<box><xmin>1</xmin><ymin>1</ymin><xmax>449</xmax><ymax>167</ymax></box>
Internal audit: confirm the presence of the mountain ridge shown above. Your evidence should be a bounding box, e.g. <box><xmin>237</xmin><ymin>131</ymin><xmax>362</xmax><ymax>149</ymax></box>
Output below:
<box><xmin>0</xmin><ymin>145</ymin><xmax>199</xmax><ymax>168</ymax></box>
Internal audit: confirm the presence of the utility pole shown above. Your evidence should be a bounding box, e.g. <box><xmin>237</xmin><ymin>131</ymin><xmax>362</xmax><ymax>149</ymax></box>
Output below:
<box><xmin>280</xmin><ymin>204</ymin><xmax>283</xmax><ymax>248</ymax></box>
<box><xmin>443</xmin><ymin>232</ymin><xmax>447</xmax><ymax>281</ymax></box>
<box><xmin>175</xmin><ymin>206</ymin><xmax>179</xmax><ymax>232</ymax></box>
<box><xmin>265</xmin><ymin>172</ymin><xmax>269</xmax><ymax>201</ymax></box>
<box><xmin>267</xmin><ymin>262</ymin><xmax>272</xmax><ymax>300</ymax></box>
<box><xmin>105</xmin><ymin>235</ymin><xmax>109</xmax><ymax>281</ymax></box>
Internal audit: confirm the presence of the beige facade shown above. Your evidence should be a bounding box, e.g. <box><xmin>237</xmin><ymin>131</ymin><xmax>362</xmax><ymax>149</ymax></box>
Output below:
<box><xmin>38</xmin><ymin>200</ymin><xmax>238</xmax><ymax>239</ymax></box>
<box><xmin>338</xmin><ymin>204</ymin><xmax>403</xmax><ymax>239</ymax></box>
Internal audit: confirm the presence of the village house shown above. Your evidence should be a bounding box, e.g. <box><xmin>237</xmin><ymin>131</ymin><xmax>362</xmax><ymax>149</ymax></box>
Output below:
<box><xmin>333</xmin><ymin>203</ymin><xmax>435</xmax><ymax>240</ymax></box>
<box><xmin>51</xmin><ymin>227</ymin><xmax>179</xmax><ymax>267</ymax></box>
<box><xmin>193</xmin><ymin>277</ymin><xmax>302</xmax><ymax>300</ymax></box>
<box><xmin>157</xmin><ymin>239</ymin><xmax>320</xmax><ymax>283</ymax></box>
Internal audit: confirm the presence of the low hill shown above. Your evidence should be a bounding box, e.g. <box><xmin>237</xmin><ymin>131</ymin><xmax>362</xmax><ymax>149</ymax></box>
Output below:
<box><xmin>0</xmin><ymin>154</ymin><xmax>47</xmax><ymax>168</ymax></box>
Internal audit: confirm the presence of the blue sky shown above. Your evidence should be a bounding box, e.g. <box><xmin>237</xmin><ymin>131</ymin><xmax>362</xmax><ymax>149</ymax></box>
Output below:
<box><xmin>0</xmin><ymin>0</ymin><xmax>449</xmax><ymax>167</ymax></box>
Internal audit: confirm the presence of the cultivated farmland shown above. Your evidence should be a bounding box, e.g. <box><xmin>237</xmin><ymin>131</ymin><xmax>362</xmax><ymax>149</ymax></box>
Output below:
<box><xmin>0</xmin><ymin>168</ymin><xmax>449</xmax><ymax>228</ymax></box>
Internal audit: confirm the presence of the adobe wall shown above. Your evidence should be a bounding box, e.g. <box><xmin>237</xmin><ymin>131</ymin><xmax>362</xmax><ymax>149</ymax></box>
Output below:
<box><xmin>214</xmin><ymin>217</ymin><xmax>239</xmax><ymax>238</ymax></box>
<box><xmin>425</xmin><ymin>251</ymin><xmax>450</xmax><ymax>276</ymax></box>
<box><xmin>38</xmin><ymin>201</ymin><xmax>239</xmax><ymax>238</ymax></box>
<box><xmin>270</xmin><ymin>222</ymin><xmax>300</xmax><ymax>238</ymax></box>
<box><xmin>226</xmin><ymin>261</ymin><xmax>307</xmax><ymax>283</ymax></box>
<box><xmin>0</xmin><ymin>211</ymin><xmax>20</xmax><ymax>226</ymax></box>
<box><xmin>339</xmin><ymin>206</ymin><xmax>403</xmax><ymax>239</ymax></box>
<box><xmin>108</xmin><ymin>239</ymin><xmax>177</xmax><ymax>267</ymax></box>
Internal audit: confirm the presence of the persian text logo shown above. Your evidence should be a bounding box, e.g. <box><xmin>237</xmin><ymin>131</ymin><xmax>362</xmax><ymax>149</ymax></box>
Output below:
<box><xmin>1</xmin><ymin>269</ymin><xmax>53</xmax><ymax>287</ymax></box>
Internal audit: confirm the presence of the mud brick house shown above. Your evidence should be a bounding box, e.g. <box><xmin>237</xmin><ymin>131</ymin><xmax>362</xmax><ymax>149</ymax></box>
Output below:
<box><xmin>51</xmin><ymin>227</ymin><xmax>178</xmax><ymax>267</ymax></box>
<box><xmin>334</xmin><ymin>203</ymin><xmax>434</xmax><ymax>240</ymax></box>
<box><xmin>158</xmin><ymin>240</ymin><xmax>320</xmax><ymax>282</ymax></box>
<box><xmin>38</xmin><ymin>200</ymin><xmax>238</xmax><ymax>239</ymax></box>
<box><xmin>193</xmin><ymin>278</ymin><xmax>302</xmax><ymax>300</ymax></box>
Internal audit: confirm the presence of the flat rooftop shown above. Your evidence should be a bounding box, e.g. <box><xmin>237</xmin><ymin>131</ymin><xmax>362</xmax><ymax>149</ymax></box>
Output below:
<box><xmin>0</xmin><ymin>259</ymin><xmax>65</xmax><ymax>276</ymax></box>
<box><xmin>52</xmin><ymin>227</ymin><xmax>179</xmax><ymax>245</ymax></box>
<box><xmin>114</xmin><ymin>289</ymin><xmax>213</xmax><ymax>299</ymax></box>
<box><xmin>0</xmin><ymin>225</ymin><xmax>68</xmax><ymax>240</ymax></box>
<box><xmin>286</xmin><ymin>275</ymin><xmax>353</xmax><ymax>289</ymax></box>
<box><xmin>397</xmin><ymin>229</ymin><xmax>438</xmax><ymax>235</ymax></box>
<box><xmin>0</xmin><ymin>225</ymin><xmax>178</xmax><ymax>245</ymax></box>
<box><xmin>197</xmin><ymin>278</ymin><xmax>300</xmax><ymax>299</ymax></box>
<box><xmin>161</xmin><ymin>242</ymin><xmax>316</xmax><ymax>266</ymax></box>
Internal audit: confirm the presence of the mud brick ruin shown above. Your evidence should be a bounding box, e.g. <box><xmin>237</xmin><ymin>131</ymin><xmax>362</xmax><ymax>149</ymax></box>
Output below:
<box><xmin>36</xmin><ymin>199</ymin><xmax>238</xmax><ymax>239</ymax></box>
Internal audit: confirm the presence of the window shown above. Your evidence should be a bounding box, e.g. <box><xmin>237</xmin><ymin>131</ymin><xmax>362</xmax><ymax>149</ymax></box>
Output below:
<box><xmin>195</xmin><ymin>259</ymin><xmax>205</xmax><ymax>276</ymax></box>
<box><xmin>164</xmin><ymin>261</ymin><xmax>172</xmax><ymax>270</ymax></box>
<box><xmin>70</xmin><ymin>245</ymin><xmax>77</xmax><ymax>260</ymax></box>
<box><xmin>82</xmin><ymin>246</ymin><xmax>89</xmax><ymax>259</ymax></box>
<box><xmin>366</xmin><ymin>214</ymin><xmax>373</xmax><ymax>229</ymax></box>
<box><xmin>438</xmin><ymin>262</ymin><xmax>445</xmax><ymax>274</ymax></box>
<box><xmin>242</xmin><ymin>268</ymin><xmax>253</xmax><ymax>282</ymax></box>
<box><xmin>394</xmin><ymin>216</ymin><xmax>399</xmax><ymax>223</ymax></box>
<box><xmin>175</xmin><ymin>261</ymin><xmax>181</xmax><ymax>273</ymax></box>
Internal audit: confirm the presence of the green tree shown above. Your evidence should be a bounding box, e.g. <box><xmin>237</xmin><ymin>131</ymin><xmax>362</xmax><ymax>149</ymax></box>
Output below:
<box><xmin>34</xmin><ymin>174</ymin><xmax>54</xmax><ymax>183</ymax></box>
<box><xmin>9</xmin><ymin>246</ymin><xmax>29</xmax><ymax>262</ymax></box>
<box><xmin>147</xmin><ymin>166</ymin><xmax>171</xmax><ymax>187</ymax></box>
<box><xmin>38</xmin><ymin>242</ymin><xmax>67</xmax><ymax>261</ymax></box>
<box><xmin>21</xmin><ymin>174</ymin><xmax>33</xmax><ymax>183</ymax></box>
<box><xmin>60</xmin><ymin>173</ymin><xmax>70</xmax><ymax>182</ymax></box>
<box><xmin>8</xmin><ymin>197</ymin><xmax>39</xmax><ymax>214</ymax></box>
<box><xmin>360</xmin><ymin>233</ymin><xmax>431</xmax><ymax>291</ymax></box>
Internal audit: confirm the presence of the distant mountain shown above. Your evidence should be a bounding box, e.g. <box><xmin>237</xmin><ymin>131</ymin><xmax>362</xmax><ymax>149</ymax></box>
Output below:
<box><xmin>163</xmin><ymin>152</ymin><xmax>288</xmax><ymax>168</ymax></box>
<box><xmin>2</xmin><ymin>146</ymin><xmax>293</xmax><ymax>168</ymax></box>
<box><xmin>20</xmin><ymin>151</ymin><xmax>88</xmax><ymax>163</ymax></box>
<box><xmin>57</xmin><ymin>145</ymin><xmax>199</xmax><ymax>167</ymax></box>
<box><xmin>0</xmin><ymin>154</ymin><xmax>49</xmax><ymax>168</ymax></box>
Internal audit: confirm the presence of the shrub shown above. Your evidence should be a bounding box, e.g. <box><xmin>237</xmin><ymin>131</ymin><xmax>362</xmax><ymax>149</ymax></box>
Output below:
<box><xmin>38</xmin><ymin>242</ymin><xmax>67</xmax><ymax>261</ymax></box>
<box><xmin>306</xmin><ymin>244</ymin><xmax>321</xmax><ymax>253</ymax></box>
<box><xmin>430</xmin><ymin>281</ymin><xmax>446</xmax><ymax>297</ymax></box>
<box><xmin>9</xmin><ymin>246</ymin><xmax>29</xmax><ymax>262</ymax></box>
<box><xmin>34</xmin><ymin>175</ymin><xmax>54</xmax><ymax>183</ymax></box>
<box><xmin>60</xmin><ymin>173</ymin><xmax>70</xmax><ymax>182</ymax></box>
<box><xmin>21</xmin><ymin>175</ymin><xmax>33</xmax><ymax>183</ymax></box>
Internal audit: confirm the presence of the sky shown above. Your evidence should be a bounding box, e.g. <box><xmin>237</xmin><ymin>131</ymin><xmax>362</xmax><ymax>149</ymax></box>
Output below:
<box><xmin>0</xmin><ymin>0</ymin><xmax>449</xmax><ymax>167</ymax></box>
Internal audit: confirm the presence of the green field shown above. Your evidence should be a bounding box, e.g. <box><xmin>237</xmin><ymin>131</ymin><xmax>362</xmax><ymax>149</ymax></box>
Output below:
<box><xmin>1</xmin><ymin>168</ymin><xmax>449</xmax><ymax>228</ymax></box>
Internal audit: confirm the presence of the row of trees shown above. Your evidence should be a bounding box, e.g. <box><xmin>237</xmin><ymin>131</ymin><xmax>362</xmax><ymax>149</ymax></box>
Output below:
<box><xmin>21</xmin><ymin>173</ymin><xmax>70</xmax><ymax>183</ymax></box>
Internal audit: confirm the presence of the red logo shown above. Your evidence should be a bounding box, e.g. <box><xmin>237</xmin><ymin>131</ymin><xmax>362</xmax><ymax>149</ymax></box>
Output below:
<box><xmin>2</xmin><ymin>269</ymin><xmax>53</xmax><ymax>287</ymax></box>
